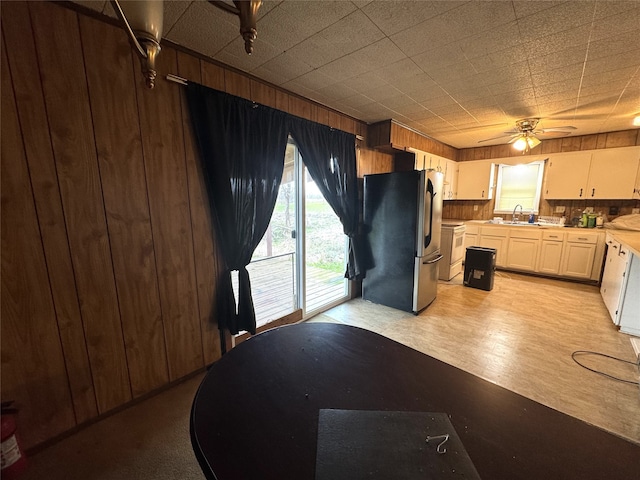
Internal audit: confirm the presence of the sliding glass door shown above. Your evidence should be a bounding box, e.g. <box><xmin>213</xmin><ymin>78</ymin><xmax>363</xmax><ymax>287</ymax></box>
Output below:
<box><xmin>242</xmin><ymin>140</ymin><xmax>349</xmax><ymax>328</ymax></box>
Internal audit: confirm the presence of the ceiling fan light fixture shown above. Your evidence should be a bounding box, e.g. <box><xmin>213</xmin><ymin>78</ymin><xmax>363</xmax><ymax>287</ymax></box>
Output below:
<box><xmin>633</xmin><ymin>115</ymin><xmax>640</xmax><ymax>127</ymax></box>
<box><xmin>512</xmin><ymin>136</ymin><xmax>528</xmax><ymax>151</ymax></box>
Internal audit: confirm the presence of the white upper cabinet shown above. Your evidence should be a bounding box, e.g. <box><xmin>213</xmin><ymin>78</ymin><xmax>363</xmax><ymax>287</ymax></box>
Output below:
<box><xmin>587</xmin><ymin>147</ymin><xmax>639</xmax><ymax>200</ymax></box>
<box><xmin>635</xmin><ymin>161</ymin><xmax>640</xmax><ymax>200</ymax></box>
<box><xmin>544</xmin><ymin>151</ymin><xmax>592</xmax><ymax>200</ymax></box>
<box><xmin>456</xmin><ymin>160</ymin><xmax>495</xmax><ymax>200</ymax></box>
<box><xmin>443</xmin><ymin>158</ymin><xmax>458</xmax><ymax>200</ymax></box>
<box><xmin>545</xmin><ymin>146</ymin><xmax>640</xmax><ymax>200</ymax></box>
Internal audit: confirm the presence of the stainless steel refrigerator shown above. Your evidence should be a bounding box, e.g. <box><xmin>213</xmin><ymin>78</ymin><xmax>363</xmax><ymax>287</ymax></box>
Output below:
<box><xmin>362</xmin><ymin>169</ymin><xmax>444</xmax><ymax>314</ymax></box>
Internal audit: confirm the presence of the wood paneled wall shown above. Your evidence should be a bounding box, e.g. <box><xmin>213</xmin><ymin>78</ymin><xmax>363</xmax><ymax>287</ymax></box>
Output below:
<box><xmin>0</xmin><ymin>1</ymin><xmax>371</xmax><ymax>449</ymax></box>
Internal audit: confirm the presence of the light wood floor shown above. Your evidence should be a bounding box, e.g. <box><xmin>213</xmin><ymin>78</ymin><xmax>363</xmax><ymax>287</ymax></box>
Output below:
<box><xmin>309</xmin><ymin>271</ymin><xmax>640</xmax><ymax>445</ymax></box>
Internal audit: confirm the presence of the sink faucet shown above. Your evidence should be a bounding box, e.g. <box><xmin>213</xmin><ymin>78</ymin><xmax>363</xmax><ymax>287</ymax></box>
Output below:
<box><xmin>512</xmin><ymin>204</ymin><xmax>523</xmax><ymax>222</ymax></box>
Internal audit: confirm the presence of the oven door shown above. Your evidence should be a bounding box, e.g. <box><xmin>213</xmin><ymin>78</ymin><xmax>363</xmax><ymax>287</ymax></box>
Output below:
<box><xmin>451</xmin><ymin>229</ymin><xmax>466</xmax><ymax>263</ymax></box>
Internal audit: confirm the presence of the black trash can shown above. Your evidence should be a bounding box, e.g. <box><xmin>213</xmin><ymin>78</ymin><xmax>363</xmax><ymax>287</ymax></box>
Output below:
<box><xmin>463</xmin><ymin>247</ymin><xmax>496</xmax><ymax>291</ymax></box>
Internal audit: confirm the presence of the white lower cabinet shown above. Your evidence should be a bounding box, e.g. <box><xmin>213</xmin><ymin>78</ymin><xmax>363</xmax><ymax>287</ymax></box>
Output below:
<box><xmin>560</xmin><ymin>231</ymin><xmax>600</xmax><ymax>280</ymax></box>
<box><xmin>464</xmin><ymin>223</ymin><xmax>604</xmax><ymax>281</ymax></box>
<box><xmin>506</xmin><ymin>230</ymin><xmax>541</xmax><ymax>272</ymax></box>
<box><xmin>537</xmin><ymin>231</ymin><xmax>564</xmax><ymax>275</ymax></box>
<box><xmin>478</xmin><ymin>226</ymin><xmax>508</xmax><ymax>267</ymax></box>
<box><xmin>600</xmin><ymin>236</ymin><xmax>628</xmax><ymax>323</ymax></box>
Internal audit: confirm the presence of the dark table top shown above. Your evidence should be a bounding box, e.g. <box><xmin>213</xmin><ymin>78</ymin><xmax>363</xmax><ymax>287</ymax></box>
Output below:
<box><xmin>190</xmin><ymin>323</ymin><xmax>639</xmax><ymax>479</ymax></box>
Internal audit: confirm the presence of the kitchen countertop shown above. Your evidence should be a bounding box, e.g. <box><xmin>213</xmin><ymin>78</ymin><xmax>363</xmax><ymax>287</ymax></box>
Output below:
<box><xmin>605</xmin><ymin>230</ymin><xmax>640</xmax><ymax>257</ymax></box>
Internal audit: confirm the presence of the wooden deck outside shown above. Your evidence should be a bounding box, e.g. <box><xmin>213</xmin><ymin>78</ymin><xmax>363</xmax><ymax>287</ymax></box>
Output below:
<box><xmin>238</xmin><ymin>253</ymin><xmax>347</xmax><ymax>328</ymax></box>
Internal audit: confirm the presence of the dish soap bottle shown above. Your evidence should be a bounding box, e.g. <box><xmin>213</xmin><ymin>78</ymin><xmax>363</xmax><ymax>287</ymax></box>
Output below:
<box><xmin>528</xmin><ymin>211</ymin><xmax>535</xmax><ymax>223</ymax></box>
<box><xmin>580</xmin><ymin>210</ymin><xmax>588</xmax><ymax>228</ymax></box>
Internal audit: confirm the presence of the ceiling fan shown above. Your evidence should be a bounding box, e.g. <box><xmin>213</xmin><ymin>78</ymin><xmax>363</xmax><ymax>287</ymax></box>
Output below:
<box><xmin>478</xmin><ymin>118</ymin><xmax>577</xmax><ymax>152</ymax></box>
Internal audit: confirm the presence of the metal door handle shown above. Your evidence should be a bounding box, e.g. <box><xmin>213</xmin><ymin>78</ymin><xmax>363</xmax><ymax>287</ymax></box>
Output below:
<box><xmin>579</xmin><ymin>188</ymin><xmax>583</xmax><ymax>197</ymax></box>
<box><xmin>591</xmin><ymin>188</ymin><xmax>595</xmax><ymax>197</ymax></box>
<box><xmin>423</xmin><ymin>255</ymin><xmax>444</xmax><ymax>265</ymax></box>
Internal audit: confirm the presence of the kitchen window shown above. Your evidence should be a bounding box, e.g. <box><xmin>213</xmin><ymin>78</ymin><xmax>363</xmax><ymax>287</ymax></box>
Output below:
<box><xmin>493</xmin><ymin>161</ymin><xmax>545</xmax><ymax>214</ymax></box>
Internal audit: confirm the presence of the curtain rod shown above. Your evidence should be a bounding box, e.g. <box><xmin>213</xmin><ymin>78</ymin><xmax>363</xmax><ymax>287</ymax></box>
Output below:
<box><xmin>166</xmin><ymin>73</ymin><xmax>364</xmax><ymax>141</ymax></box>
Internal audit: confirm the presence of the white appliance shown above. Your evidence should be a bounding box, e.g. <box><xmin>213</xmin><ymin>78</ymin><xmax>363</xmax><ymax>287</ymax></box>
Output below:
<box><xmin>440</xmin><ymin>223</ymin><xmax>466</xmax><ymax>280</ymax></box>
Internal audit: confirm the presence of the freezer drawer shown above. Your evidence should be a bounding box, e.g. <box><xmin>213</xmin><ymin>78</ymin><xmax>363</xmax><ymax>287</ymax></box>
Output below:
<box><xmin>413</xmin><ymin>253</ymin><xmax>443</xmax><ymax>313</ymax></box>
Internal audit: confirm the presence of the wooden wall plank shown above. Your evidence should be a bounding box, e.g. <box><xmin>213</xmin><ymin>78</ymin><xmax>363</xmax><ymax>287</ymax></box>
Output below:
<box><xmin>1</xmin><ymin>41</ymin><xmax>76</xmax><ymax>448</ymax></box>
<box><xmin>79</xmin><ymin>16</ymin><xmax>169</xmax><ymax>397</ymax></box>
<box><xmin>1</xmin><ymin>1</ymin><xmax>97</xmax><ymax>423</ymax></box>
<box><xmin>250</xmin><ymin>80</ymin><xmax>277</xmax><ymax>108</ymax></box>
<box><xmin>224</xmin><ymin>69</ymin><xmax>251</xmax><ymax>99</ymax></box>
<box><xmin>29</xmin><ymin>1</ymin><xmax>131</xmax><ymax>413</ymax></box>
<box><xmin>177</xmin><ymin>51</ymin><xmax>222</xmax><ymax>365</ymax></box>
<box><xmin>328</xmin><ymin>110</ymin><xmax>341</xmax><ymax>129</ymax></box>
<box><xmin>136</xmin><ymin>47</ymin><xmax>204</xmax><ymax>380</ymax></box>
<box><xmin>316</xmin><ymin>106</ymin><xmax>330</xmax><ymax>126</ymax></box>
<box><xmin>605</xmin><ymin>130</ymin><xmax>639</xmax><ymax>148</ymax></box>
<box><xmin>201</xmin><ymin>62</ymin><xmax>225</xmax><ymax>90</ymax></box>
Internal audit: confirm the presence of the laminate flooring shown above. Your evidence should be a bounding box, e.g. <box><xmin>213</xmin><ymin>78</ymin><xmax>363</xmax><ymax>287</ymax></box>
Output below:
<box><xmin>309</xmin><ymin>271</ymin><xmax>640</xmax><ymax>445</ymax></box>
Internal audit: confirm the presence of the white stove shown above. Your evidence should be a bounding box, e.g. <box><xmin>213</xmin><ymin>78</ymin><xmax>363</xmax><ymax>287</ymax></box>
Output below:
<box><xmin>440</xmin><ymin>222</ymin><xmax>466</xmax><ymax>281</ymax></box>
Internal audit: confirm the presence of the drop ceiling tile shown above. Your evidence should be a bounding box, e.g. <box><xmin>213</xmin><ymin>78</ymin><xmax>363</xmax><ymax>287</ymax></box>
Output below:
<box><xmin>392</xmin><ymin>73</ymin><xmax>441</xmax><ymax>97</ymax></box>
<box><xmin>594</xmin><ymin>0</ymin><xmax>640</xmax><ymax>18</ymax></box>
<box><xmin>581</xmin><ymin>66</ymin><xmax>639</xmax><ymax>90</ymax></box>
<box><xmin>456</xmin><ymin>21</ymin><xmax>524</xmax><ymax>61</ymax></box>
<box><xmin>342</xmin><ymin>74</ymin><xmax>390</xmax><ymax>95</ymax></box>
<box><xmin>315</xmin><ymin>82</ymin><xmax>359</xmax><ymax>100</ymax></box>
<box><xmin>534</xmin><ymin>81</ymin><xmax>580</xmax><ymax>101</ymax></box>
<box><xmin>531</xmin><ymin>63</ymin><xmax>584</xmax><ymax>87</ymax></box>
<box><xmin>166</xmin><ymin>2</ymin><xmax>240</xmax><ymax>57</ymax></box>
<box><xmin>411</xmin><ymin>44</ymin><xmax>470</xmax><ymax>73</ymax></box>
<box><xmin>361</xmin><ymin>84</ymin><xmax>404</xmax><ymax>102</ymax></box>
<box><xmin>527</xmin><ymin>45</ymin><xmax>587</xmax><ymax>72</ymax></box>
<box><xmin>374</xmin><ymin>58</ymin><xmax>424</xmax><ymax>84</ymax></box>
<box><xmin>512</xmin><ymin>1</ymin><xmax>566</xmax><ymax>19</ymax></box>
<box><xmin>215</xmin><ymin>39</ymin><xmax>282</xmax><ymax>72</ymax></box>
<box><xmin>254</xmin><ymin>51</ymin><xmax>314</xmax><ymax>84</ymax></box>
<box><xmin>425</xmin><ymin>62</ymin><xmax>479</xmax><ymax>84</ymax></box>
<box><xmin>257</xmin><ymin>1</ymin><xmax>357</xmax><ymax>52</ymax></box>
<box><xmin>588</xmin><ymin>32</ymin><xmax>640</xmax><ymax>59</ymax></box>
<box><xmin>316</xmin><ymin>38</ymin><xmax>406</xmax><ymax>83</ymax></box>
<box><xmin>584</xmin><ymin>50</ymin><xmax>640</xmax><ymax>76</ymax></box>
<box><xmin>379</xmin><ymin>94</ymin><xmax>419</xmax><ymax>110</ymax></box>
<box><xmin>471</xmin><ymin>61</ymin><xmax>532</xmax><ymax>88</ymax></box>
<box><xmin>590</xmin><ymin>7</ymin><xmax>640</xmax><ymax>42</ymax></box>
<box><xmin>394</xmin><ymin>102</ymin><xmax>433</xmax><ymax>117</ymax></box>
<box><xmin>340</xmin><ymin>94</ymin><xmax>378</xmax><ymax>109</ymax></box>
<box><xmin>523</xmin><ymin>24</ymin><xmax>592</xmax><ymax>59</ymax></box>
<box><xmin>285</xmin><ymin>10</ymin><xmax>385</xmax><ymax>69</ymax></box>
<box><xmin>517</xmin><ymin>2</ymin><xmax>596</xmax><ymax>43</ymax></box>
<box><xmin>282</xmin><ymin>69</ymin><xmax>336</xmax><ymax>92</ymax></box>
<box><xmin>466</xmin><ymin>46</ymin><xmax>527</xmax><ymax>74</ymax></box>
<box><xmin>359</xmin><ymin>0</ymin><xmax>443</xmax><ymax>36</ymax></box>
<box><xmin>163</xmin><ymin>1</ymin><xmax>192</xmax><ymax>33</ymax></box>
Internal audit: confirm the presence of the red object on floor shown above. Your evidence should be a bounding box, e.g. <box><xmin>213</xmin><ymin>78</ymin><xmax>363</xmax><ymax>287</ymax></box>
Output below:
<box><xmin>1</xmin><ymin>402</ymin><xmax>27</xmax><ymax>479</ymax></box>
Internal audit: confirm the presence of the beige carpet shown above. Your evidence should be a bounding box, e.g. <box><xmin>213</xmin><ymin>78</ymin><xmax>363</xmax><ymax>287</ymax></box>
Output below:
<box><xmin>20</xmin><ymin>374</ymin><xmax>206</xmax><ymax>480</ymax></box>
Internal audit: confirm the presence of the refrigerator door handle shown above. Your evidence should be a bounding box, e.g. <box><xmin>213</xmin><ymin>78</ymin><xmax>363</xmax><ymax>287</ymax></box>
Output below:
<box><xmin>424</xmin><ymin>179</ymin><xmax>434</xmax><ymax>249</ymax></box>
<box><xmin>423</xmin><ymin>254</ymin><xmax>444</xmax><ymax>265</ymax></box>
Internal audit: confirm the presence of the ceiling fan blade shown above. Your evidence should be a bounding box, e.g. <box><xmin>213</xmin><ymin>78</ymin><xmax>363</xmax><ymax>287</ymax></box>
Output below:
<box><xmin>535</xmin><ymin>131</ymin><xmax>571</xmax><ymax>138</ymax></box>
<box><xmin>537</xmin><ymin>126</ymin><xmax>577</xmax><ymax>132</ymax></box>
<box><xmin>477</xmin><ymin>133</ymin><xmax>519</xmax><ymax>143</ymax></box>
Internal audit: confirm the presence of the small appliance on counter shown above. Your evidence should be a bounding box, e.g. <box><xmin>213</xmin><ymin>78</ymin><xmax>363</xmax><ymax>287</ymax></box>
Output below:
<box><xmin>463</xmin><ymin>247</ymin><xmax>496</xmax><ymax>291</ymax></box>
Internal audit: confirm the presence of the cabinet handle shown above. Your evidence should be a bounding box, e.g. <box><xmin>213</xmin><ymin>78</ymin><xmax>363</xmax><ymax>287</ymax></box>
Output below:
<box><xmin>549</xmin><ymin>235</ymin><xmax>558</xmax><ymax>238</ymax></box>
<box><xmin>579</xmin><ymin>188</ymin><xmax>583</xmax><ymax>197</ymax></box>
<box><xmin>591</xmin><ymin>188</ymin><xmax>595</xmax><ymax>197</ymax></box>
<box><xmin>620</xmin><ymin>250</ymin><xmax>626</xmax><ymax>256</ymax></box>
<box><xmin>578</xmin><ymin>237</ymin><xmax>588</xmax><ymax>241</ymax></box>
<box><xmin>481</xmin><ymin>190</ymin><xmax>485</xmax><ymax>198</ymax></box>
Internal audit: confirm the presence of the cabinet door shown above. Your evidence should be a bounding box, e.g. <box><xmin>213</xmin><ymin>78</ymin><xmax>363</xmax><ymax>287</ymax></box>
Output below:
<box><xmin>443</xmin><ymin>159</ymin><xmax>458</xmax><ymax>200</ymax></box>
<box><xmin>560</xmin><ymin>242</ymin><xmax>597</xmax><ymax>278</ymax></box>
<box><xmin>457</xmin><ymin>161</ymin><xmax>495</xmax><ymax>200</ymax></box>
<box><xmin>464</xmin><ymin>233</ymin><xmax>478</xmax><ymax>251</ymax></box>
<box><xmin>537</xmin><ymin>240</ymin><xmax>563</xmax><ymax>275</ymax></box>
<box><xmin>587</xmin><ymin>147</ymin><xmax>640</xmax><ymax>199</ymax></box>
<box><xmin>600</xmin><ymin>241</ymin><xmax>628</xmax><ymax>323</ymax></box>
<box><xmin>506</xmin><ymin>237</ymin><xmax>539</xmax><ymax>271</ymax></box>
<box><xmin>544</xmin><ymin>152</ymin><xmax>591</xmax><ymax>199</ymax></box>
<box><xmin>479</xmin><ymin>235</ymin><xmax>508</xmax><ymax>267</ymax></box>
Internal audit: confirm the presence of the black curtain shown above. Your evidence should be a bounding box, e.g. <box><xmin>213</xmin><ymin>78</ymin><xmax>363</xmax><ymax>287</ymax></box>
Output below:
<box><xmin>185</xmin><ymin>83</ymin><xmax>289</xmax><ymax>337</ymax></box>
<box><xmin>289</xmin><ymin>118</ymin><xmax>365</xmax><ymax>279</ymax></box>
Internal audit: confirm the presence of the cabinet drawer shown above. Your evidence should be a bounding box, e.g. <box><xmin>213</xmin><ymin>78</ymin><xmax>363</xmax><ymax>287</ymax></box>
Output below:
<box><xmin>510</xmin><ymin>228</ymin><xmax>542</xmax><ymax>240</ymax></box>
<box><xmin>542</xmin><ymin>231</ymin><xmax>564</xmax><ymax>241</ymax></box>
<box><xmin>566</xmin><ymin>231</ymin><xmax>600</xmax><ymax>244</ymax></box>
